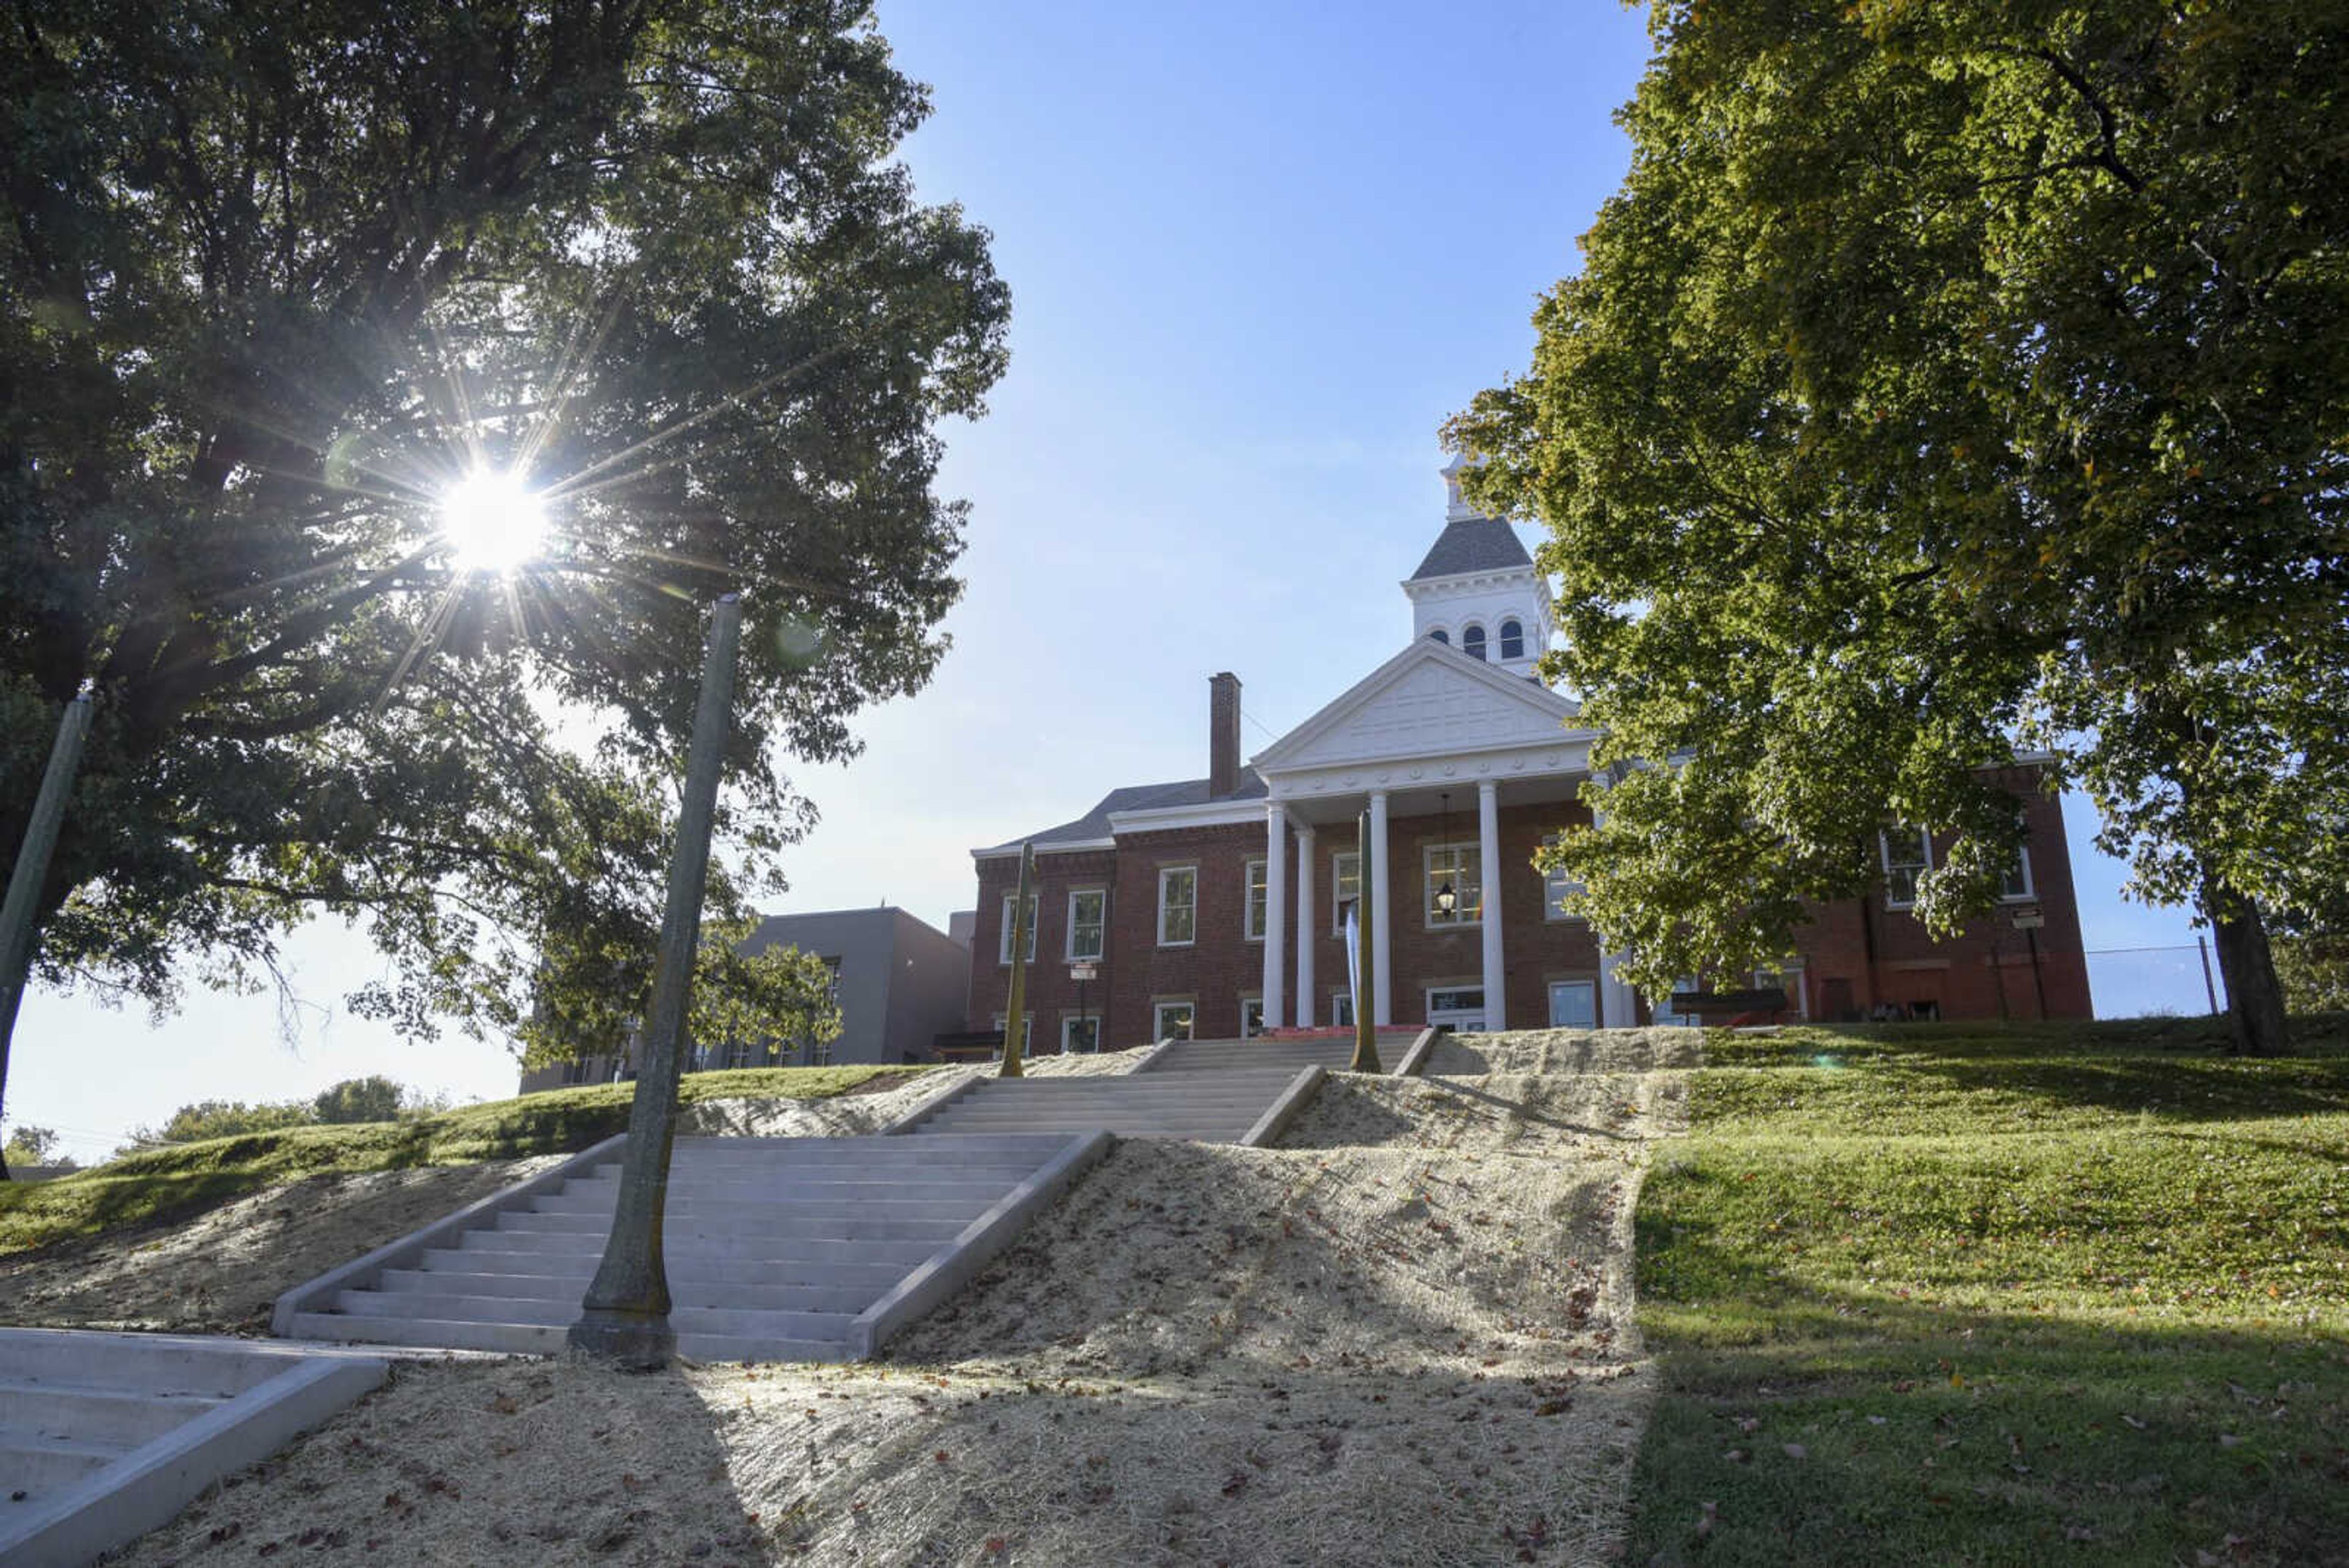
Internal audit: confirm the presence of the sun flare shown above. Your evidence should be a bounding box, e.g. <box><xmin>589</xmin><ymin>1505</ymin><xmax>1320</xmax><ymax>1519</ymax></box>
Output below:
<box><xmin>438</xmin><ymin>469</ymin><xmax>549</xmax><ymax>574</ymax></box>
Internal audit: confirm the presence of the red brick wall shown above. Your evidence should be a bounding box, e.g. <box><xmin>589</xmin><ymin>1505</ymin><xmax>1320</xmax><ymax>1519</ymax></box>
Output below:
<box><xmin>960</xmin><ymin>766</ymin><xmax>2091</xmax><ymax>1044</ymax></box>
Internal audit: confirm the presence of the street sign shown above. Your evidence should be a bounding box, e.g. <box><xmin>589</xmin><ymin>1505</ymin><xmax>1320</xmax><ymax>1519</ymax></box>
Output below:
<box><xmin>2010</xmin><ymin>907</ymin><xmax>2044</xmax><ymax>931</ymax></box>
<box><xmin>1069</xmin><ymin>962</ymin><xmax>1098</xmax><ymax>982</ymax></box>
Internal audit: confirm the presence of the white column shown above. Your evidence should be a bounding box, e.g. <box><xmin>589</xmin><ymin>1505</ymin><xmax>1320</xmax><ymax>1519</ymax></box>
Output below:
<box><xmin>1592</xmin><ymin>800</ymin><xmax>1638</xmax><ymax>1027</ymax></box>
<box><xmin>1294</xmin><ymin>824</ymin><xmax>1316</xmax><ymax>1027</ymax></box>
<box><xmin>1478</xmin><ymin>779</ymin><xmax>1507</xmax><ymax>1031</ymax></box>
<box><xmin>1369</xmin><ymin>790</ymin><xmax>1393</xmax><ymax>1025</ymax></box>
<box><xmin>1262</xmin><ymin>803</ymin><xmax>1287</xmax><ymax>1034</ymax></box>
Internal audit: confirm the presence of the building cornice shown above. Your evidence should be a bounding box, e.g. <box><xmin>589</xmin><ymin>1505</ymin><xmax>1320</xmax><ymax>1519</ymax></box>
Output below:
<box><xmin>970</xmin><ymin>837</ymin><xmax>1116</xmax><ymax>862</ymax></box>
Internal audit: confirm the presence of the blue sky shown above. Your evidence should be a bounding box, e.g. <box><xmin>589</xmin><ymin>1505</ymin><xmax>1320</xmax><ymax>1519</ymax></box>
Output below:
<box><xmin>9</xmin><ymin>2</ymin><xmax>2216</xmax><ymax>1162</ymax></box>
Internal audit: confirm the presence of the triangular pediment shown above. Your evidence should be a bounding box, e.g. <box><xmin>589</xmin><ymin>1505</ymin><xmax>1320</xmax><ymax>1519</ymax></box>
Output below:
<box><xmin>1252</xmin><ymin>641</ymin><xmax>1586</xmax><ymax>775</ymax></box>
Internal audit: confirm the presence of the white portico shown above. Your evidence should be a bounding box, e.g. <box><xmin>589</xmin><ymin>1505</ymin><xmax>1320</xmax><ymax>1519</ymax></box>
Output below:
<box><xmin>1247</xmin><ymin>476</ymin><xmax>1630</xmax><ymax>1033</ymax></box>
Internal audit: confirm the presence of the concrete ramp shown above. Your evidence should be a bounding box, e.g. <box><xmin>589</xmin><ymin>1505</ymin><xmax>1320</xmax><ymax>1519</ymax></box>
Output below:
<box><xmin>0</xmin><ymin>1329</ymin><xmax>386</xmax><ymax>1568</ymax></box>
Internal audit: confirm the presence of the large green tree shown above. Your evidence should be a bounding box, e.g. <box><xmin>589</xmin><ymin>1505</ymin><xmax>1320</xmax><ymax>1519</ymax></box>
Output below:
<box><xmin>0</xmin><ymin>0</ymin><xmax>1008</xmax><ymax>1171</ymax></box>
<box><xmin>1454</xmin><ymin>0</ymin><xmax>2346</xmax><ymax>1052</ymax></box>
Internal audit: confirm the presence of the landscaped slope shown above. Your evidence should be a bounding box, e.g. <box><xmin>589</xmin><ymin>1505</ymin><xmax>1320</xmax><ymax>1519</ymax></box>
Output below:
<box><xmin>0</xmin><ymin>1065</ymin><xmax>939</xmax><ymax>1335</ymax></box>
<box><xmin>1627</xmin><ymin>1020</ymin><xmax>2349</xmax><ymax>1568</ymax></box>
<box><xmin>103</xmin><ymin>1035</ymin><xmax>1691</xmax><ymax>1566</ymax></box>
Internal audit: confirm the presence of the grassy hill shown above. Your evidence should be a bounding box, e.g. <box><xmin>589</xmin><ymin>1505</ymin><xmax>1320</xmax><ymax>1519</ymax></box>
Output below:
<box><xmin>0</xmin><ymin>1064</ymin><xmax>932</xmax><ymax>1257</ymax></box>
<box><xmin>1627</xmin><ymin>1016</ymin><xmax>2349</xmax><ymax>1567</ymax></box>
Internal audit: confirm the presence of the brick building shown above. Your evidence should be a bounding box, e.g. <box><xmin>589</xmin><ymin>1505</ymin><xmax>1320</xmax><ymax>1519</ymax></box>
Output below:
<box><xmin>965</xmin><ymin>461</ymin><xmax>2090</xmax><ymax>1047</ymax></box>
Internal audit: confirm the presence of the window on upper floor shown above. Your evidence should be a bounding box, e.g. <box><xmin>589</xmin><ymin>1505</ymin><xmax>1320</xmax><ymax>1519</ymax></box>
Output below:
<box><xmin>1541</xmin><ymin>831</ymin><xmax>1583</xmax><ymax>921</ymax></box>
<box><xmin>999</xmin><ymin>891</ymin><xmax>1037</xmax><ymax>964</ymax></box>
<box><xmin>1461</xmin><ymin>623</ymin><xmax>1488</xmax><ymax>661</ymax></box>
<box><xmin>1880</xmin><ymin>827</ymin><xmax>1932</xmax><ymax>908</ymax></box>
<box><xmin>2001</xmin><ymin>844</ymin><xmax>2035</xmax><ymax>901</ymax></box>
<box><xmin>1158</xmin><ymin>865</ymin><xmax>1197</xmax><ymax>945</ymax></box>
<box><xmin>1425</xmin><ymin>841</ymin><xmax>1483</xmax><ymax>927</ymax></box>
<box><xmin>1244</xmin><ymin>858</ymin><xmax>1268</xmax><ymax>941</ymax></box>
<box><xmin>1066</xmin><ymin>889</ymin><xmax>1105</xmax><ymax>960</ymax></box>
<box><xmin>1428</xmin><ymin>628</ymin><xmax>1449</xmax><ymax>645</ymax></box>
<box><xmin>1499</xmin><ymin>619</ymin><xmax>1525</xmax><ymax>660</ymax></box>
<box><xmin>1331</xmin><ymin>850</ymin><xmax>1361</xmax><ymax>934</ymax></box>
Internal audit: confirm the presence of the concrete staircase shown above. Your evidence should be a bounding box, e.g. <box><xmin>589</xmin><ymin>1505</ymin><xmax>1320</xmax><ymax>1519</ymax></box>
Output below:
<box><xmin>1140</xmin><ymin>1030</ymin><xmax>1426</xmax><ymax>1077</ymax></box>
<box><xmin>281</xmin><ymin>1133</ymin><xmax>1094</xmax><ymax>1363</ymax></box>
<box><xmin>909</xmin><ymin>1067</ymin><xmax>1307</xmax><ymax>1143</ymax></box>
<box><xmin>0</xmin><ymin>1329</ymin><xmax>386</xmax><ymax>1568</ymax></box>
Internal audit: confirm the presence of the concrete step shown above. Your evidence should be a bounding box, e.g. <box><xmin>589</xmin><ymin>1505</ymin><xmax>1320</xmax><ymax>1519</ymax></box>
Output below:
<box><xmin>0</xmin><ymin>1435</ymin><xmax>121</xmax><ymax>1493</ymax></box>
<box><xmin>452</xmin><ymin>1230</ymin><xmax>944</xmax><ymax>1266</ymax></box>
<box><xmin>678</xmin><ymin>1332</ymin><xmax>855</xmax><ymax>1365</ymax></box>
<box><xmin>290</xmin><ymin>1310</ymin><xmax>858</xmax><ymax>1367</ymax></box>
<box><xmin>417</xmin><ymin>1248</ymin><xmax>921</xmax><ymax>1290</ymax></box>
<box><xmin>551</xmin><ymin>1176</ymin><xmax>1011</xmax><ymax>1205</ymax></box>
<box><xmin>0</xmin><ymin>1380</ymin><xmax>231</xmax><ymax>1447</ymax></box>
<box><xmin>492</xmin><ymin>1209</ymin><xmax>970</xmax><ymax>1243</ymax></box>
<box><xmin>0</xmin><ymin>1334</ymin><xmax>292</xmax><ymax>1400</ymax></box>
<box><xmin>926</xmin><ymin>1111</ymin><xmax>1259</xmax><ymax>1132</ymax></box>
<box><xmin>670</xmin><ymin>1134</ymin><xmax>1074</xmax><ymax>1156</ymax></box>
<box><xmin>376</xmin><ymin>1270</ymin><xmax>885</xmax><ymax>1316</ymax></box>
<box><xmin>325</xmin><ymin>1291</ymin><xmax>858</xmax><ymax>1343</ymax></box>
<box><xmin>527</xmin><ymin>1192</ymin><xmax>1001</xmax><ymax>1223</ymax></box>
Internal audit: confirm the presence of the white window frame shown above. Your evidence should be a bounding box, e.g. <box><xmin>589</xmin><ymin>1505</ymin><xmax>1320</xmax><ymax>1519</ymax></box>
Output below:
<box><xmin>2000</xmin><ymin>845</ymin><xmax>2036</xmax><ymax>902</ymax></box>
<box><xmin>1541</xmin><ymin>831</ymin><xmax>1583</xmax><ymax>921</ymax></box>
<box><xmin>1065</xmin><ymin>888</ymin><xmax>1106</xmax><ymax>961</ymax></box>
<box><xmin>998</xmin><ymin>891</ymin><xmax>1037</xmax><ymax>965</ymax></box>
<box><xmin>1879</xmin><ymin>827</ymin><xmax>1932</xmax><ymax>909</ymax></box>
<box><xmin>1546</xmin><ymin>978</ymin><xmax>1598</xmax><ymax>1030</ymax></box>
<box><xmin>1423</xmin><ymin>841</ymin><xmax>1483</xmax><ymax>928</ymax></box>
<box><xmin>1329</xmin><ymin>989</ymin><xmax>1356</xmax><ymax>1028</ymax></box>
<box><xmin>990</xmin><ymin>1014</ymin><xmax>1033</xmax><ymax>1052</ymax></box>
<box><xmin>1243</xmin><ymin>858</ymin><xmax>1268</xmax><ymax>942</ymax></box>
<box><xmin>1461</xmin><ymin>623</ymin><xmax>1488</xmax><ymax>661</ymax></box>
<box><xmin>1152</xmin><ymin>1000</ymin><xmax>1195</xmax><ymax>1040</ymax></box>
<box><xmin>1157</xmin><ymin>865</ymin><xmax>1197</xmax><ymax>946</ymax></box>
<box><xmin>1239</xmin><ymin>995</ymin><xmax>1265</xmax><ymax>1038</ymax></box>
<box><xmin>1330</xmin><ymin>850</ymin><xmax>1362</xmax><ymax>935</ymax></box>
<box><xmin>1060</xmin><ymin>1015</ymin><xmax>1099</xmax><ymax>1053</ymax></box>
<box><xmin>1498</xmin><ymin>618</ymin><xmax>1526</xmax><ymax>660</ymax></box>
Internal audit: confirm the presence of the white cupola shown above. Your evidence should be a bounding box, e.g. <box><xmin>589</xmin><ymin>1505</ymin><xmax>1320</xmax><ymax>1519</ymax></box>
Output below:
<box><xmin>1401</xmin><ymin>455</ymin><xmax>1554</xmax><ymax>677</ymax></box>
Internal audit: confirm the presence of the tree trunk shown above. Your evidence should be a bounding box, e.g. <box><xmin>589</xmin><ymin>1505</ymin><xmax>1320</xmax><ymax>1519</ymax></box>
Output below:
<box><xmin>2205</xmin><ymin>878</ymin><xmax>2290</xmax><ymax>1055</ymax></box>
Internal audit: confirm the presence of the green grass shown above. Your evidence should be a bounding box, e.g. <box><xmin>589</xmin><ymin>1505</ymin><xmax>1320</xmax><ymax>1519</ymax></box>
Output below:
<box><xmin>1628</xmin><ymin>1019</ymin><xmax>2349</xmax><ymax>1567</ymax></box>
<box><xmin>0</xmin><ymin>1064</ymin><xmax>933</xmax><ymax>1257</ymax></box>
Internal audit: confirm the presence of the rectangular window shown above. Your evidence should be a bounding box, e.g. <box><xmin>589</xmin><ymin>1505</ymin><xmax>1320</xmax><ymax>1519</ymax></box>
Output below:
<box><xmin>990</xmin><ymin>1014</ymin><xmax>1033</xmax><ymax>1053</ymax></box>
<box><xmin>1331</xmin><ymin>851</ymin><xmax>1362</xmax><ymax>935</ymax></box>
<box><xmin>2000</xmin><ymin>847</ymin><xmax>2035</xmax><ymax>902</ymax></box>
<box><xmin>1244</xmin><ymin>858</ymin><xmax>1268</xmax><ymax>941</ymax></box>
<box><xmin>1424</xmin><ymin>842</ymin><xmax>1483</xmax><ymax>927</ymax></box>
<box><xmin>1061</xmin><ymin>1016</ymin><xmax>1099</xmax><ymax>1053</ymax></box>
<box><xmin>999</xmin><ymin>892</ymin><xmax>1038</xmax><ymax>964</ymax></box>
<box><xmin>1157</xmin><ymin>866</ymin><xmax>1197</xmax><ymax>946</ymax></box>
<box><xmin>1879</xmin><ymin>827</ymin><xmax>1932</xmax><ymax>908</ymax></box>
<box><xmin>1066</xmin><ymin>888</ymin><xmax>1105</xmax><ymax>960</ymax></box>
<box><xmin>1240</xmin><ymin>996</ymin><xmax>1266</xmax><ymax>1037</ymax></box>
<box><xmin>1541</xmin><ymin>832</ymin><xmax>1583</xmax><ymax>921</ymax></box>
<box><xmin>1329</xmin><ymin>989</ymin><xmax>1356</xmax><ymax>1028</ymax></box>
<box><xmin>1547</xmin><ymin>979</ymin><xmax>1597</xmax><ymax>1029</ymax></box>
<box><xmin>1152</xmin><ymin>1000</ymin><xmax>1195</xmax><ymax>1041</ymax></box>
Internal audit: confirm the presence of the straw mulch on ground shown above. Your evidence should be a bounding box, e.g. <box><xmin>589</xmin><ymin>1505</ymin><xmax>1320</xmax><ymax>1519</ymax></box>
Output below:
<box><xmin>105</xmin><ymin>1031</ymin><xmax>1691</xmax><ymax>1566</ymax></box>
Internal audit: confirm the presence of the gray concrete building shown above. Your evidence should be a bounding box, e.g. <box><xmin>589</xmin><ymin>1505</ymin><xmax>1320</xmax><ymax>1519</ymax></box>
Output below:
<box><xmin>518</xmin><ymin>905</ymin><xmax>974</xmax><ymax>1091</ymax></box>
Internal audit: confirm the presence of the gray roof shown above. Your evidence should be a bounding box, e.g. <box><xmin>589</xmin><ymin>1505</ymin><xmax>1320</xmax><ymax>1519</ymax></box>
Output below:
<box><xmin>1408</xmin><ymin>516</ymin><xmax>1533</xmax><ymax>580</ymax></box>
<box><xmin>985</xmin><ymin>768</ymin><xmax>1266</xmax><ymax>853</ymax></box>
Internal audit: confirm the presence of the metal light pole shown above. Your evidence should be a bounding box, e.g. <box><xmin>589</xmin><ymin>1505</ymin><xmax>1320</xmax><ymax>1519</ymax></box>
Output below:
<box><xmin>1349</xmin><ymin>806</ymin><xmax>1382</xmax><ymax>1074</ymax></box>
<box><xmin>0</xmin><ymin>691</ymin><xmax>94</xmax><ymax>1181</ymax></box>
<box><xmin>999</xmin><ymin>842</ymin><xmax>1034</xmax><ymax>1076</ymax></box>
<box><xmin>571</xmin><ymin>595</ymin><xmax>742</xmax><ymax>1369</ymax></box>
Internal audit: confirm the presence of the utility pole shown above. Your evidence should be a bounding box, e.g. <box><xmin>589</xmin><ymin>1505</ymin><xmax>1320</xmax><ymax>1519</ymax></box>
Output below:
<box><xmin>0</xmin><ymin>691</ymin><xmax>94</xmax><ymax>1181</ymax></box>
<box><xmin>1000</xmin><ymin>842</ymin><xmax>1034</xmax><ymax>1076</ymax></box>
<box><xmin>571</xmin><ymin>595</ymin><xmax>741</xmax><ymax>1369</ymax></box>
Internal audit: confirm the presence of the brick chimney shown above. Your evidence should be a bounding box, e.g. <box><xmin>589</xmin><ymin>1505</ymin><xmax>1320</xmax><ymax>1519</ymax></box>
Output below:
<box><xmin>1209</xmin><ymin>672</ymin><xmax>1242</xmax><ymax>798</ymax></box>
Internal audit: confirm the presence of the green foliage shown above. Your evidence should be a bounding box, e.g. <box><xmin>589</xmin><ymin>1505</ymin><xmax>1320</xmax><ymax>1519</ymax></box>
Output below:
<box><xmin>1453</xmin><ymin>1</ymin><xmax>2348</xmax><ymax>1029</ymax></box>
<box><xmin>2274</xmin><ymin>937</ymin><xmax>2349</xmax><ymax>1014</ymax></box>
<box><xmin>1</xmin><ymin>1063</ymin><xmax>930</xmax><ymax>1255</ymax></box>
<box><xmin>310</xmin><ymin>1075</ymin><xmax>406</xmax><ymax>1124</ymax></box>
<box><xmin>1</xmin><ymin>1125</ymin><xmax>71</xmax><ymax>1169</ymax></box>
<box><xmin>518</xmin><ymin>918</ymin><xmax>844</xmax><ymax>1071</ymax></box>
<box><xmin>0</xmin><ymin>2</ymin><xmax>1008</xmax><ymax>1074</ymax></box>
<box><xmin>135</xmin><ymin>1099</ymin><xmax>317</xmax><ymax>1146</ymax></box>
<box><xmin>1628</xmin><ymin>1024</ymin><xmax>2349</xmax><ymax>1564</ymax></box>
